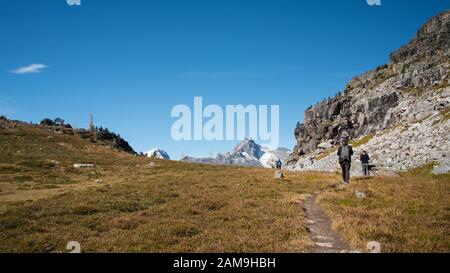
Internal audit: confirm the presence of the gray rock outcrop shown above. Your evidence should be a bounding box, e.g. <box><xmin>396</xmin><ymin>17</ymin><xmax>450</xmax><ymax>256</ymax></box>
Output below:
<box><xmin>288</xmin><ymin>11</ymin><xmax>450</xmax><ymax>175</ymax></box>
<box><xmin>433</xmin><ymin>159</ymin><xmax>450</xmax><ymax>175</ymax></box>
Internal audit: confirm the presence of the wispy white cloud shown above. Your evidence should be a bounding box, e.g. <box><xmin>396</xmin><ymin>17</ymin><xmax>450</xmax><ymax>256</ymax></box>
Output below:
<box><xmin>10</xmin><ymin>64</ymin><xmax>48</xmax><ymax>74</ymax></box>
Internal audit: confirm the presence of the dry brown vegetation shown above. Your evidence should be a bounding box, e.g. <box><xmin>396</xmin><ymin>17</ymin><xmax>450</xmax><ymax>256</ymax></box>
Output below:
<box><xmin>0</xmin><ymin>123</ymin><xmax>448</xmax><ymax>253</ymax></box>
<box><xmin>318</xmin><ymin>164</ymin><xmax>450</xmax><ymax>253</ymax></box>
<box><xmin>0</xmin><ymin>123</ymin><xmax>339</xmax><ymax>253</ymax></box>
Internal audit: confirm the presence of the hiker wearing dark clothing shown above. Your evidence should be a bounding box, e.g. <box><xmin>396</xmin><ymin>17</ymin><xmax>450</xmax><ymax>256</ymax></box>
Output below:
<box><xmin>360</xmin><ymin>151</ymin><xmax>370</xmax><ymax>177</ymax></box>
<box><xmin>275</xmin><ymin>159</ymin><xmax>282</xmax><ymax>170</ymax></box>
<box><xmin>337</xmin><ymin>138</ymin><xmax>354</xmax><ymax>184</ymax></box>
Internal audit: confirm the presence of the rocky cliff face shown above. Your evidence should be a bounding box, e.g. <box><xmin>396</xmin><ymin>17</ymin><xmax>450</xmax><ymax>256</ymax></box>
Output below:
<box><xmin>288</xmin><ymin>11</ymin><xmax>450</xmax><ymax>175</ymax></box>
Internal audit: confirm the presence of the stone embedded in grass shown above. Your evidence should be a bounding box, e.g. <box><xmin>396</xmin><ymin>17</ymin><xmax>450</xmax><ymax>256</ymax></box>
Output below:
<box><xmin>355</xmin><ymin>191</ymin><xmax>367</xmax><ymax>199</ymax></box>
<box><xmin>95</xmin><ymin>179</ymin><xmax>104</xmax><ymax>184</ymax></box>
<box><xmin>274</xmin><ymin>170</ymin><xmax>284</xmax><ymax>179</ymax></box>
<box><xmin>73</xmin><ymin>163</ymin><xmax>95</xmax><ymax>169</ymax></box>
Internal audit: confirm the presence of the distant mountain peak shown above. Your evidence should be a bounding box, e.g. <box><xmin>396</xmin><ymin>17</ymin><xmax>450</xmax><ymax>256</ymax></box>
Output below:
<box><xmin>146</xmin><ymin>148</ymin><xmax>170</xmax><ymax>160</ymax></box>
<box><xmin>233</xmin><ymin>138</ymin><xmax>265</xmax><ymax>160</ymax></box>
<box><xmin>182</xmin><ymin>139</ymin><xmax>291</xmax><ymax>168</ymax></box>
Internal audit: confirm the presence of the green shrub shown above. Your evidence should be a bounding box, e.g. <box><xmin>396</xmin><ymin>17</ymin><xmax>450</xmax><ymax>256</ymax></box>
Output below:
<box><xmin>40</xmin><ymin>118</ymin><xmax>55</xmax><ymax>126</ymax></box>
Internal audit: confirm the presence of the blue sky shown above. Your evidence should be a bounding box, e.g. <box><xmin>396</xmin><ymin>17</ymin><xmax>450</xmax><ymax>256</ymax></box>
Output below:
<box><xmin>0</xmin><ymin>0</ymin><xmax>448</xmax><ymax>159</ymax></box>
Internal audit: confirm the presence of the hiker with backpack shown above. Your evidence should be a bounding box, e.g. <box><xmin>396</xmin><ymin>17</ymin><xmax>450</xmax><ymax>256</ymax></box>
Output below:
<box><xmin>360</xmin><ymin>150</ymin><xmax>370</xmax><ymax>177</ymax></box>
<box><xmin>337</xmin><ymin>136</ymin><xmax>354</xmax><ymax>184</ymax></box>
<box><xmin>275</xmin><ymin>159</ymin><xmax>282</xmax><ymax>170</ymax></box>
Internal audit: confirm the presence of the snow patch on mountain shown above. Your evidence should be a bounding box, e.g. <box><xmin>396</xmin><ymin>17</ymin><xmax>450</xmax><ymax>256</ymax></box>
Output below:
<box><xmin>260</xmin><ymin>148</ymin><xmax>291</xmax><ymax>168</ymax></box>
<box><xmin>181</xmin><ymin>139</ymin><xmax>290</xmax><ymax>168</ymax></box>
<box><xmin>146</xmin><ymin>148</ymin><xmax>171</xmax><ymax>160</ymax></box>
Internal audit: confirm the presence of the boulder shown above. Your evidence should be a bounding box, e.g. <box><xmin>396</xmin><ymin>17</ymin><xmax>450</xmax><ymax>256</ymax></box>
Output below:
<box><xmin>433</xmin><ymin>159</ymin><xmax>450</xmax><ymax>175</ymax></box>
<box><xmin>318</xmin><ymin>141</ymin><xmax>333</xmax><ymax>150</ymax></box>
<box><xmin>274</xmin><ymin>170</ymin><xmax>284</xmax><ymax>179</ymax></box>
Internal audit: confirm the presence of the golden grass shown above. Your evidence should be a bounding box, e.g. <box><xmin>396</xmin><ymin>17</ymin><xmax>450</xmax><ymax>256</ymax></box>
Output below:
<box><xmin>1</xmin><ymin>123</ymin><xmax>448</xmax><ymax>253</ymax></box>
<box><xmin>432</xmin><ymin>106</ymin><xmax>450</xmax><ymax>126</ymax></box>
<box><xmin>318</xmin><ymin>164</ymin><xmax>450</xmax><ymax>253</ymax></box>
<box><xmin>0</xmin><ymin>124</ymin><xmax>340</xmax><ymax>253</ymax></box>
<box><xmin>433</xmin><ymin>81</ymin><xmax>449</xmax><ymax>92</ymax></box>
<box><xmin>440</xmin><ymin>106</ymin><xmax>450</xmax><ymax>122</ymax></box>
<box><xmin>351</xmin><ymin>134</ymin><xmax>374</xmax><ymax>148</ymax></box>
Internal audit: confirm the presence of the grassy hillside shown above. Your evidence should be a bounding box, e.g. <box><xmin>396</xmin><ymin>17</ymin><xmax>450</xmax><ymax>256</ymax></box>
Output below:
<box><xmin>0</xmin><ymin>122</ymin><xmax>339</xmax><ymax>252</ymax></box>
<box><xmin>0</xmin><ymin>121</ymin><xmax>448</xmax><ymax>253</ymax></box>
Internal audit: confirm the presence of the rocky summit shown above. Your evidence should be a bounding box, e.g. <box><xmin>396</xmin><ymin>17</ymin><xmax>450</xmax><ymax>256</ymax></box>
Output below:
<box><xmin>287</xmin><ymin>11</ymin><xmax>450</xmax><ymax>175</ymax></box>
<box><xmin>146</xmin><ymin>148</ymin><xmax>171</xmax><ymax>160</ymax></box>
<box><xmin>182</xmin><ymin>138</ymin><xmax>291</xmax><ymax>168</ymax></box>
